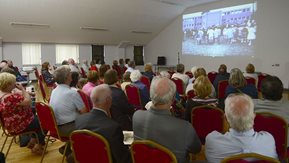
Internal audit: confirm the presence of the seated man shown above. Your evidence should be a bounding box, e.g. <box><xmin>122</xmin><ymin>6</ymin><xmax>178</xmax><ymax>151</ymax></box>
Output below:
<box><xmin>254</xmin><ymin>76</ymin><xmax>289</xmax><ymax>145</ymax></box>
<box><xmin>75</xmin><ymin>84</ymin><xmax>131</xmax><ymax>163</ymax></box>
<box><xmin>205</xmin><ymin>93</ymin><xmax>278</xmax><ymax>163</ymax></box>
<box><xmin>133</xmin><ymin>77</ymin><xmax>201</xmax><ymax>163</ymax></box>
<box><xmin>49</xmin><ymin>65</ymin><xmax>87</xmax><ymax>155</ymax></box>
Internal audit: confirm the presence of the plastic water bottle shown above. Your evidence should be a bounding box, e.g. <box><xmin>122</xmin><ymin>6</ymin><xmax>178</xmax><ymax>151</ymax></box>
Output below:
<box><xmin>31</xmin><ymin>87</ymin><xmax>36</xmax><ymax>114</ymax></box>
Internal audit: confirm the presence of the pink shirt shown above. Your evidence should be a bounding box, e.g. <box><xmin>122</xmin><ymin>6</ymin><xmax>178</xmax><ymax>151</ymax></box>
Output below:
<box><xmin>82</xmin><ymin>82</ymin><xmax>96</xmax><ymax>97</ymax></box>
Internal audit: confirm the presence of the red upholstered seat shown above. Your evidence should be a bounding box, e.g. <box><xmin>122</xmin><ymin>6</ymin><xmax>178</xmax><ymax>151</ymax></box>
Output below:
<box><xmin>131</xmin><ymin>140</ymin><xmax>177</xmax><ymax>163</ymax></box>
<box><xmin>186</xmin><ymin>90</ymin><xmax>196</xmax><ymax>99</ymax></box>
<box><xmin>218</xmin><ymin>80</ymin><xmax>229</xmax><ymax>99</ymax></box>
<box><xmin>254</xmin><ymin>112</ymin><xmax>288</xmax><ymax>161</ymax></box>
<box><xmin>171</xmin><ymin>77</ymin><xmax>185</xmax><ymax>96</ymax></box>
<box><xmin>245</xmin><ymin>77</ymin><xmax>256</xmax><ymax>85</ymax></box>
<box><xmin>208</xmin><ymin>71</ymin><xmax>218</xmax><ymax>84</ymax></box>
<box><xmin>70</xmin><ymin>130</ymin><xmax>113</xmax><ymax>163</ymax></box>
<box><xmin>77</xmin><ymin>90</ymin><xmax>93</xmax><ymax>111</ymax></box>
<box><xmin>35</xmin><ymin>102</ymin><xmax>69</xmax><ymax>163</ymax></box>
<box><xmin>125</xmin><ymin>84</ymin><xmax>142</xmax><ymax>110</ymax></box>
<box><xmin>257</xmin><ymin>73</ymin><xmax>268</xmax><ymax>92</ymax></box>
<box><xmin>140</xmin><ymin>75</ymin><xmax>151</xmax><ymax>92</ymax></box>
<box><xmin>221</xmin><ymin>153</ymin><xmax>280</xmax><ymax>163</ymax></box>
<box><xmin>185</xmin><ymin>71</ymin><xmax>194</xmax><ymax>78</ymax></box>
<box><xmin>191</xmin><ymin>105</ymin><xmax>224</xmax><ymax>144</ymax></box>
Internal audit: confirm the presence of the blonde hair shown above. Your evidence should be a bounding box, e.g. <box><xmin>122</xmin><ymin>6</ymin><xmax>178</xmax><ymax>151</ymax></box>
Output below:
<box><xmin>194</xmin><ymin>67</ymin><xmax>206</xmax><ymax>78</ymax></box>
<box><xmin>229</xmin><ymin>68</ymin><xmax>247</xmax><ymax>88</ymax></box>
<box><xmin>87</xmin><ymin>70</ymin><xmax>99</xmax><ymax>83</ymax></box>
<box><xmin>193</xmin><ymin>75</ymin><xmax>212</xmax><ymax>98</ymax></box>
<box><xmin>144</xmin><ymin>63</ymin><xmax>153</xmax><ymax>72</ymax></box>
<box><xmin>0</xmin><ymin>72</ymin><xmax>16</xmax><ymax>91</ymax></box>
<box><xmin>246</xmin><ymin>63</ymin><xmax>255</xmax><ymax>73</ymax></box>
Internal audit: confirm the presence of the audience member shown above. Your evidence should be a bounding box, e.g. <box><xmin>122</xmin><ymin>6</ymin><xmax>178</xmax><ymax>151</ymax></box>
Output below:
<box><xmin>0</xmin><ymin>60</ymin><xmax>8</xmax><ymax>71</ymax></box>
<box><xmin>133</xmin><ymin>77</ymin><xmax>201</xmax><ymax>163</ymax></box>
<box><xmin>99</xmin><ymin>64</ymin><xmax>109</xmax><ymax>84</ymax></box>
<box><xmin>82</xmin><ymin>70</ymin><xmax>99</xmax><ymax>96</ymax></box>
<box><xmin>130</xmin><ymin>70</ymin><xmax>150</xmax><ymax>108</ymax></box>
<box><xmin>68</xmin><ymin>58</ymin><xmax>79</xmax><ymax>72</ymax></box>
<box><xmin>112</xmin><ymin>60</ymin><xmax>122</xmax><ymax>79</ymax></box>
<box><xmin>61</xmin><ymin>60</ymin><xmax>69</xmax><ymax>65</ymax></box>
<box><xmin>205</xmin><ymin>93</ymin><xmax>278</xmax><ymax>163</ymax></box>
<box><xmin>70</xmin><ymin>71</ymin><xmax>80</xmax><ymax>90</ymax></box>
<box><xmin>75</xmin><ymin>84</ymin><xmax>131</xmax><ymax>163</ymax></box>
<box><xmin>142</xmin><ymin>63</ymin><xmax>154</xmax><ymax>81</ymax></box>
<box><xmin>159</xmin><ymin>70</ymin><xmax>171</xmax><ymax>78</ymax></box>
<box><xmin>213</xmin><ymin>64</ymin><xmax>230</xmax><ymax>94</ymax></box>
<box><xmin>0</xmin><ymin>72</ymin><xmax>45</xmax><ymax>155</ymax></box>
<box><xmin>118</xmin><ymin>58</ymin><xmax>126</xmax><ymax>75</ymax></box>
<box><xmin>185</xmin><ymin>75</ymin><xmax>218</xmax><ymax>122</ymax></box>
<box><xmin>172</xmin><ymin>64</ymin><xmax>189</xmax><ymax>86</ymax></box>
<box><xmin>49</xmin><ymin>65</ymin><xmax>87</xmax><ymax>155</ymax></box>
<box><xmin>41</xmin><ymin>62</ymin><xmax>55</xmax><ymax>85</ymax></box>
<box><xmin>125</xmin><ymin>59</ymin><xmax>130</xmax><ymax>68</ymax></box>
<box><xmin>104</xmin><ymin>69</ymin><xmax>135</xmax><ymax>131</ymax></box>
<box><xmin>125</xmin><ymin>61</ymin><xmax>136</xmax><ymax>73</ymax></box>
<box><xmin>7</xmin><ymin>60</ymin><xmax>27</xmax><ymax>82</ymax></box>
<box><xmin>81</xmin><ymin>60</ymin><xmax>89</xmax><ymax>74</ymax></box>
<box><xmin>121</xmin><ymin>72</ymin><xmax>131</xmax><ymax>92</ymax></box>
<box><xmin>77</xmin><ymin>78</ymin><xmax>87</xmax><ymax>90</ymax></box>
<box><xmin>225</xmin><ymin>68</ymin><xmax>258</xmax><ymax>99</ymax></box>
<box><xmin>89</xmin><ymin>60</ymin><xmax>98</xmax><ymax>71</ymax></box>
<box><xmin>188</xmin><ymin>66</ymin><xmax>199</xmax><ymax>84</ymax></box>
<box><xmin>243</xmin><ymin>63</ymin><xmax>258</xmax><ymax>86</ymax></box>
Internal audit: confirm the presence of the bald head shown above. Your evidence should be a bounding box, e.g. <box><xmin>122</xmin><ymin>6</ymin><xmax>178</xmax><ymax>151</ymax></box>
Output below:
<box><xmin>150</xmin><ymin>77</ymin><xmax>176</xmax><ymax>107</ymax></box>
<box><xmin>90</xmin><ymin>84</ymin><xmax>112</xmax><ymax>111</ymax></box>
<box><xmin>225</xmin><ymin>93</ymin><xmax>255</xmax><ymax>132</ymax></box>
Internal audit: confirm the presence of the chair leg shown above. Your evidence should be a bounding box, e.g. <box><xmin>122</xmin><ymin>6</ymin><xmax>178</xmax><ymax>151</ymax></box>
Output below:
<box><xmin>61</xmin><ymin>143</ymin><xmax>69</xmax><ymax>163</ymax></box>
<box><xmin>1</xmin><ymin>136</ymin><xmax>8</xmax><ymax>152</ymax></box>
<box><xmin>40</xmin><ymin>135</ymin><xmax>50</xmax><ymax>163</ymax></box>
<box><xmin>5</xmin><ymin>136</ymin><xmax>15</xmax><ymax>159</ymax></box>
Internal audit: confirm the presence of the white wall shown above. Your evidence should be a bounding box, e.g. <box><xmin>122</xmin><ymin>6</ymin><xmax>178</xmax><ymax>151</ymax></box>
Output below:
<box><xmin>145</xmin><ymin>0</ymin><xmax>289</xmax><ymax>88</ymax></box>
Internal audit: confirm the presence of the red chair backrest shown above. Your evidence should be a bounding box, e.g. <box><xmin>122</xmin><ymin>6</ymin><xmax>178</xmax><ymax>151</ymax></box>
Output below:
<box><xmin>185</xmin><ymin>71</ymin><xmax>193</xmax><ymax>78</ymax></box>
<box><xmin>35</xmin><ymin>102</ymin><xmax>60</xmax><ymax>139</ymax></box>
<box><xmin>167</xmin><ymin>71</ymin><xmax>175</xmax><ymax>79</ymax></box>
<box><xmin>80</xmin><ymin>67</ymin><xmax>87</xmax><ymax>78</ymax></box>
<box><xmin>140</xmin><ymin>76</ymin><xmax>150</xmax><ymax>92</ymax></box>
<box><xmin>131</xmin><ymin>140</ymin><xmax>177</xmax><ymax>163</ymax></box>
<box><xmin>38</xmin><ymin>75</ymin><xmax>48</xmax><ymax>102</ymax></box>
<box><xmin>208</xmin><ymin>71</ymin><xmax>218</xmax><ymax>84</ymax></box>
<box><xmin>257</xmin><ymin>73</ymin><xmax>267</xmax><ymax>92</ymax></box>
<box><xmin>222</xmin><ymin>153</ymin><xmax>280</xmax><ymax>163</ymax></box>
<box><xmin>187</xmin><ymin>90</ymin><xmax>196</xmax><ymax>99</ymax></box>
<box><xmin>254</xmin><ymin>112</ymin><xmax>288</xmax><ymax>160</ymax></box>
<box><xmin>34</xmin><ymin>68</ymin><xmax>40</xmax><ymax>80</ymax></box>
<box><xmin>125</xmin><ymin>84</ymin><xmax>142</xmax><ymax>109</ymax></box>
<box><xmin>77</xmin><ymin>90</ymin><xmax>93</xmax><ymax>112</ymax></box>
<box><xmin>245</xmin><ymin>77</ymin><xmax>256</xmax><ymax>86</ymax></box>
<box><xmin>171</xmin><ymin>78</ymin><xmax>185</xmax><ymax>95</ymax></box>
<box><xmin>191</xmin><ymin>105</ymin><xmax>224</xmax><ymax>144</ymax></box>
<box><xmin>218</xmin><ymin>80</ymin><xmax>229</xmax><ymax>99</ymax></box>
<box><xmin>70</xmin><ymin>130</ymin><xmax>113</xmax><ymax>163</ymax></box>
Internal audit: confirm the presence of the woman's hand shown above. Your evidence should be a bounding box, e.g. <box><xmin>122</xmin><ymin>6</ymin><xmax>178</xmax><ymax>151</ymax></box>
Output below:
<box><xmin>15</xmin><ymin>83</ymin><xmax>25</xmax><ymax>91</ymax></box>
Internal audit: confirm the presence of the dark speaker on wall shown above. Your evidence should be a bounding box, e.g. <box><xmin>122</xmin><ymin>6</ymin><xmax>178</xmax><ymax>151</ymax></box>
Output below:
<box><xmin>157</xmin><ymin>56</ymin><xmax>166</xmax><ymax>65</ymax></box>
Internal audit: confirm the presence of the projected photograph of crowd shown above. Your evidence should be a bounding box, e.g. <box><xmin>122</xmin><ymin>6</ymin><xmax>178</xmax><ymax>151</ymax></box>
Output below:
<box><xmin>182</xmin><ymin>3</ymin><xmax>257</xmax><ymax>56</ymax></box>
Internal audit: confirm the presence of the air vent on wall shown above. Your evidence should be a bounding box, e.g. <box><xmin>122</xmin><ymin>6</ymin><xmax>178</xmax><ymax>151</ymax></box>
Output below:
<box><xmin>131</xmin><ymin>31</ymin><xmax>152</xmax><ymax>34</ymax></box>
<box><xmin>10</xmin><ymin>22</ymin><xmax>50</xmax><ymax>28</ymax></box>
<box><xmin>80</xmin><ymin>27</ymin><xmax>109</xmax><ymax>31</ymax></box>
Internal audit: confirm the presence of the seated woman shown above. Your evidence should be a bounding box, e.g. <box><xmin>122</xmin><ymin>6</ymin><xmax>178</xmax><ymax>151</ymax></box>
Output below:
<box><xmin>82</xmin><ymin>70</ymin><xmax>99</xmax><ymax>96</ymax></box>
<box><xmin>41</xmin><ymin>62</ymin><xmax>55</xmax><ymax>85</ymax></box>
<box><xmin>185</xmin><ymin>75</ymin><xmax>218</xmax><ymax>122</ymax></box>
<box><xmin>225</xmin><ymin>68</ymin><xmax>258</xmax><ymax>99</ymax></box>
<box><xmin>0</xmin><ymin>72</ymin><xmax>45</xmax><ymax>154</ymax></box>
<box><xmin>121</xmin><ymin>72</ymin><xmax>131</xmax><ymax>92</ymax></box>
<box><xmin>142</xmin><ymin>63</ymin><xmax>154</xmax><ymax>82</ymax></box>
<box><xmin>243</xmin><ymin>63</ymin><xmax>258</xmax><ymax>86</ymax></box>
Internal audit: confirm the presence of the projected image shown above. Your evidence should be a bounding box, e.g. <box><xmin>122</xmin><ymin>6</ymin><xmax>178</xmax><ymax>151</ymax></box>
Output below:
<box><xmin>182</xmin><ymin>2</ymin><xmax>257</xmax><ymax>56</ymax></box>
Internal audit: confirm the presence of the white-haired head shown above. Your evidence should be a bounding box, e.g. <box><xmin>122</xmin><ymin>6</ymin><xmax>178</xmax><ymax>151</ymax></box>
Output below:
<box><xmin>130</xmin><ymin>70</ymin><xmax>142</xmax><ymax>82</ymax></box>
<box><xmin>191</xmin><ymin>66</ymin><xmax>199</xmax><ymax>74</ymax></box>
<box><xmin>159</xmin><ymin>71</ymin><xmax>170</xmax><ymax>79</ymax></box>
<box><xmin>90</xmin><ymin>84</ymin><xmax>112</xmax><ymax>111</ymax></box>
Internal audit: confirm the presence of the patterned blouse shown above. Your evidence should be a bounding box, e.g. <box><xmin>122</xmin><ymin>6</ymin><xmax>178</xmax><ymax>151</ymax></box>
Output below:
<box><xmin>0</xmin><ymin>93</ymin><xmax>34</xmax><ymax>134</ymax></box>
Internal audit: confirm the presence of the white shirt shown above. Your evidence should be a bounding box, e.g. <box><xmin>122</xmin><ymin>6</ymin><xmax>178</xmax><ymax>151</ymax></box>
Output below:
<box><xmin>205</xmin><ymin>129</ymin><xmax>278</xmax><ymax>163</ymax></box>
<box><xmin>172</xmin><ymin>72</ymin><xmax>189</xmax><ymax>86</ymax></box>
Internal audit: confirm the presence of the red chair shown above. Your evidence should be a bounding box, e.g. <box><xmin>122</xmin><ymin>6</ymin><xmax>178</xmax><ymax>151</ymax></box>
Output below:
<box><xmin>125</xmin><ymin>84</ymin><xmax>142</xmax><ymax>110</ymax></box>
<box><xmin>140</xmin><ymin>75</ymin><xmax>151</xmax><ymax>92</ymax></box>
<box><xmin>257</xmin><ymin>73</ymin><xmax>268</xmax><ymax>92</ymax></box>
<box><xmin>186</xmin><ymin>89</ymin><xmax>196</xmax><ymax>99</ymax></box>
<box><xmin>208</xmin><ymin>71</ymin><xmax>218</xmax><ymax>84</ymax></box>
<box><xmin>0</xmin><ymin>114</ymin><xmax>39</xmax><ymax>159</ymax></box>
<box><xmin>185</xmin><ymin>71</ymin><xmax>193</xmax><ymax>78</ymax></box>
<box><xmin>70</xmin><ymin>130</ymin><xmax>113</xmax><ymax>163</ymax></box>
<box><xmin>171</xmin><ymin>77</ymin><xmax>185</xmax><ymax>96</ymax></box>
<box><xmin>131</xmin><ymin>140</ymin><xmax>177</xmax><ymax>163</ymax></box>
<box><xmin>254</xmin><ymin>112</ymin><xmax>288</xmax><ymax>161</ymax></box>
<box><xmin>80</xmin><ymin>67</ymin><xmax>87</xmax><ymax>78</ymax></box>
<box><xmin>112</xmin><ymin>65</ymin><xmax>122</xmax><ymax>79</ymax></box>
<box><xmin>77</xmin><ymin>90</ymin><xmax>93</xmax><ymax>112</ymax></box>
<box><xmin>221</xmin><ymin>153</ymin><xmax>280</xmax><ymax>163</ymax></box>
<box><xmin>218</xmin><ymin>80</ymin><xmax>229</xmax><ymax>99</ymax></box>
<box><xmin>38</xmin><ymin>75</ymin><xmax>49</xmax><ymax>103</ymax></box>
<box><xmin>167</xmin><ymin>71</ymin><xmax>175</xmax><ymax>79</ymax></box>
<box><xmin>35</xmin><ymin>102</ymin><xmax>70</xmax><ymax>163</ymax></box>
<box><xmin>34</xmin><ymin>68</ymin><xmax>40</xmax><ymax>80</ymax></box>
<box><xmin>191</xmin><ymin>105</ymin><xmax>224</xmax><ymax>144</ymax></box>
<box><xmin>246</xmin><ymin>77</ymin><xmax>256</xmax><ymax>86</ymax></box>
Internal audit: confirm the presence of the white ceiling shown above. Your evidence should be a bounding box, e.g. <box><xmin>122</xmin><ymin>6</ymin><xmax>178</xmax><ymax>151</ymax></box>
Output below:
<box><xmin>0</xmin><ymin>0</ymin><xmax>221</xmax><ymax>45</ymax></box>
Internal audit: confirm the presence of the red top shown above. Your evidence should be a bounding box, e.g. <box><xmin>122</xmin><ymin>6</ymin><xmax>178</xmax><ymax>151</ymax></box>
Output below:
<box><xmin>90</xmin><ymin>65</ymin><xmax>98</xmax><ymax>71</ymax></box>
<box><xmin>0</xmin><ymin>93</ymin><xmax>34</xmax><ymax>134</ymax></box>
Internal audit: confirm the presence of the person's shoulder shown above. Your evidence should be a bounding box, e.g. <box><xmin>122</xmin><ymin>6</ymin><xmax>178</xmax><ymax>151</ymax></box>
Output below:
<box><xmin>206</xmin><ymin>131</ymin><xmax>224</xmax><ymax>141</ymax></box>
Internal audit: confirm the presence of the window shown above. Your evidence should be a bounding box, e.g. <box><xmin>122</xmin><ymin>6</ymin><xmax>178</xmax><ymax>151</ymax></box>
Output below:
<box><xmin>56</xmin><ymin>44</ymin><xmax>79</xmax><ymax>64</ymax></box>
<box><xmin>22</xmin><ymin>43</ymin><xmax>41</xmax><ymax>65</ymax></box>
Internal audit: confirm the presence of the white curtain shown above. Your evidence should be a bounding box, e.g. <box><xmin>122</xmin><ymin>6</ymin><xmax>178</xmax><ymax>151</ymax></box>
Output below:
<box><xmin>22</xmin><ymin>43</ymin><xmax>41</xmax><ymax>65</ymax></box>
<box><xmin>56</xmin><ymin>44</ymin><xmax>79</xmax><ymax>64</ymax></box>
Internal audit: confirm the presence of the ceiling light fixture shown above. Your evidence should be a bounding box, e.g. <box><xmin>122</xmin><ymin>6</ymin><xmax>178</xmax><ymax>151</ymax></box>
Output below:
<box><xmin>10</xmin><ymin>22</ymin><xmax>50</xmax><ymax>28</ymax></box>
<box><xmin>131</xmin><ymin>31</ymin><xmax>152</xmax><ymax>34</ymax></box>
<box><xmin>80</xmin><ymin>27</ymin><xmax>109</xmax><ymax>31</ymax></box>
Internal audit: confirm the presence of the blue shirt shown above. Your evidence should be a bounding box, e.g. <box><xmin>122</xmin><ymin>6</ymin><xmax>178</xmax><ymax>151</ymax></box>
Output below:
<box><xmin>205</xmin><ymin>129</ymin><xmax>278</xmax><ymax>163</ymax></box>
